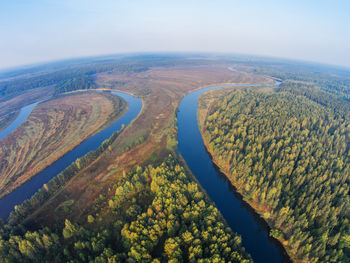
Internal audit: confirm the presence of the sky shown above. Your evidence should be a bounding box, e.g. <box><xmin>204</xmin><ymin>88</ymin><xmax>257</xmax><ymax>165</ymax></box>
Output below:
<box><xmin>1</xmin><ymin>0</ymin><xmax>350</xmax><ymax>70</ymax></box>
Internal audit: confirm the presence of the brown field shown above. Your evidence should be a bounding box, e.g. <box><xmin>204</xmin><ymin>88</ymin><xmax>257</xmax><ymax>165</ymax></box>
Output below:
<box><xmin>25</xmin><ymin>64</ymin><xmax>274</xmax><ymax>225</ymax></box>
<box><xmin>0</xmin><ymin>92</ymin><xmax>126</xmax><ymax>199</ymax></box>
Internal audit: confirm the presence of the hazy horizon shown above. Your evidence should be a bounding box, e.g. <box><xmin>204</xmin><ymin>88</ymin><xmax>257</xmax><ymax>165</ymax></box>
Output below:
<box><xmin>1</xmin><ymin>0</ymin><xmax>349</xmax><ymax>70</ymax></box>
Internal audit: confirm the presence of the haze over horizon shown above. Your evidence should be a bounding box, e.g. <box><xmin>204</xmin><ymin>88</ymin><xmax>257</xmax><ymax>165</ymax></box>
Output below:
<box><xmin>1</xmin><ymin>0</ymin><xmax>349</xmax><ymax>70</ymax></box>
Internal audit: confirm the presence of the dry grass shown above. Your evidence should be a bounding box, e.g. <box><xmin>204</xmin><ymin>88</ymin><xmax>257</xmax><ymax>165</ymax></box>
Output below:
<box><xmin>27</xmin><ymin>64</ymin><xmax>274</xmax><ymax>226</ymax></box>
<box><xmin>0</xmin><ymin>92</ymin><xmax>125</xmax><ymax>199</ymax></box>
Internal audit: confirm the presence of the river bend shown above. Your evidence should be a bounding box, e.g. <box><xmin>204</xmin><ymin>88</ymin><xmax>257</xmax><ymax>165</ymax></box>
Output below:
<box><xmin>177</xmin><ymin>83</ymin><xmax>288</xmax><ymax>263</ymax></box>
<box><xmin>0</xmin><ymin>83</ymin><xmax>288</xmax><ymax>263</ymax></box>
<box><xmin>0</xmin><ymin>91</ymin><xmax>142</xmax><ymax>219</ymax></box>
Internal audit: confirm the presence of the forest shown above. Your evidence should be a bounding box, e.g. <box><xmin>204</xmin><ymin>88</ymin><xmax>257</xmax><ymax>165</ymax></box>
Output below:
<box><xmin>53</xmin><ymin>75</ymin><xmax>96</xmax><ymax>95</ymax></box>
<box><xmin>201</xmin><ymin>86</ymin><xmax>350</xmax><ymax>262</ymax></box>
<box><xmin>1</xmin><ymin>54</ymin><xmax>350</xmax><ymax>263</ymax></box>
<box><xmin>0</xmin><ymin>62</ymin><xmax>148</xmax><ymax>99</ymax></box>
<box><xmin>251</xmin><ymin>63</ymin><xmax>350</xmax><ymax>101</ymax></box>
<box><xmin>0</xmin><ymin>157</ymin><xmax>251</xmax><ymax>262</ymax></box>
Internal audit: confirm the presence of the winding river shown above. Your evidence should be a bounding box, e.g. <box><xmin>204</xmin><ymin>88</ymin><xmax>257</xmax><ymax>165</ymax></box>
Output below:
<box><xmin>177</xmin><ymin>82</ymin><xmax>289</xmax><ymax>263</ymax></box>
<box><xmin>0</xmin><ymin>82</ymin><xmax>289</xmax><ymax>262</ymax></box>
<box><xmin>0</xmin><ymin>91</ymin><xmax>142</xmax><ymax>219</ymax></box>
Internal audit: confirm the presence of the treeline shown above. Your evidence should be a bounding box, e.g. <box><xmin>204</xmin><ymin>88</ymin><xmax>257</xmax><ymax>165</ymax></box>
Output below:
<box><xmin>253</xmin><ymin>65</ymin><xmax>350</xmax><ymax>101</ymax></box>
<box><xmin>201</xmin><ymin>87</ymin><xmax>349</xmax><ymax>262</ymax></box>
<box><xmin>0</xmin><ymin>63</ymin><xmax>148</xmax><ymax>99</ymax></box>
<box><xmin>53</xmin><ymin>75</ymin><xmax>96</xmax><ymax>95</ymax></box>
<box><xmin>0</xmin><ymin>157</ymin><xmax>252</xmax><ymax>262</ymax></box>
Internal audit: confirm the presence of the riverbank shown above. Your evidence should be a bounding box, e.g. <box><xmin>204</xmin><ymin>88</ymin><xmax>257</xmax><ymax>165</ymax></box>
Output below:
<box><xmin>177</xmin><ymin>83</ymin><xmax>288</xmax><ymax>263</ymax></box>
<box><xmin>0</xmin><ymin>111</ymin><xmax>18</xmax><ymax>133</ymax></box>
<box><xmin>1</xmin><ymin>65</ymin><xmax>276</xmax><ymax>228</ymax></box>
<box><xmin>0</xmin><ymin>92</ymin><xmax>127</xmax><ymax>200</ymax></box>
<box><xmin>197</xmin><ymin>87</ymin><xmax>298</xmax><ymax>263</ymax></box>
<box><xmin>0</xmin><ymin>91</ymin><xmax>142</xmax><ymax>220</ymax></box>
<box><xmin>200</xmin><ymin>128</ymin><xmax>294</xmax><ymax>262</ymax></box>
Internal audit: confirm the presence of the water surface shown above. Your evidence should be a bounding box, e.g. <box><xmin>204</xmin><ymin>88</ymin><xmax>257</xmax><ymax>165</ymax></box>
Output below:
<box><xmin>0</xmin><ymin>101</ymin><xmax>40</xmax><ymax>141</ymax></box>
<box><xmin>177</xmin><ymin>83</ymin><xmax>289</xmax><ymax>263</ymax></box>
<box><xmin>0</xmin><ymin>83</ymin><xmax>289</xmax><ymax>262</ymax></box>
<box><xmin>0</xmin><ymin>91</ymin><xmax>142</xmax><ymax>219</ymax></box>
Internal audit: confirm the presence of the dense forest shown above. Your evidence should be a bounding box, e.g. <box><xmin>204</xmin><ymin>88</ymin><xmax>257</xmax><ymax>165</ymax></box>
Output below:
<box><xmin>201</xmin><ymin>87</ymin><xmax>350</xmax><ymax>262</ymax></box>
<box><xmin>0</xmin><ymin>157</ymin><xmax>252</xmax><ymax>262</ymax></box>
<box><xmin>53</xmin><ymin>75</ymin><xmax>96</xmax><ymax>95</ymax></box>
<box><xmin>251</xmin><ymin>63</ymin><xmax>350</xmax><ymax>101</ymax></box>
<box><xmin>0</xmin><ymin>62</ymin><xmax>148</xmax><ymax>99</ymax></box>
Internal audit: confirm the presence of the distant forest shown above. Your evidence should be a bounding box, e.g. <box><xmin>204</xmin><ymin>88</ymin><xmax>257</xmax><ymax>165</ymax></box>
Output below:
<box><xmin>0</xmin><ymin>54</ymin><xmax>224</xmax><ymax>99</ymax></box>
<box><xmin>0</xmin><ymin>62</ymin><xmax>148</xmax><ymax>99</ymax></box>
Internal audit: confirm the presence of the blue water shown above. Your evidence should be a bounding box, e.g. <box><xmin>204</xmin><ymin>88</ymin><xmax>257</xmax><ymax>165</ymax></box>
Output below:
<box><xmin>177</xmin><ymin>83</ymin><xmax>289</xmax><ymax>263</ymax></box>
<box><xmin>0</xmin><ymin>82</ymin><xmax>289</xmax><ymax>262</ymax></box>
<box><xmin>0</xmin><ymin>101</ymin><xmax>41</xmax><ymax>141</ymax></box>
<box><xmin>0</xmin><ymin>91</ymin><xmax>142</xmax><ymax>219</ymax></box>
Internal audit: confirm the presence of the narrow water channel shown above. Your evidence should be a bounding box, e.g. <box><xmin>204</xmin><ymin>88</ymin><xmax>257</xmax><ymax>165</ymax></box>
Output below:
<box><xmin>177</xmin><ymin>83</ymin><xmax>289</xmax><ymax>263</ymax></box>
<box><xmin>0</xmin><ymin>91</ymin><xmax>142</xmax><ymax>219</ymax></box>
<box><xmin>0</xmin><ymin>101</ymin><xmax>41</xmax><ymax>141</ymax></box>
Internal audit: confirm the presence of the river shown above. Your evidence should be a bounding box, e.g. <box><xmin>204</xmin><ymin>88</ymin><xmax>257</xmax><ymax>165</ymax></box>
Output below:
<box><xmin>0</xmin><ymin>83</ymin><xmax>289</xmax><ymax>262</ymax></box>
<box><xmin>0</xmin><ymin>101</ymin><xmax>41</xmax><ymax>141</ymax></box>
<box><xmin>177</xmin><ymin>83</ymin><xmax>289</xmax><ymax>263</ymax></box>
<box><xmin>0</xmin><ymin>91</ymin><xmax>142</xmax><ymax>219</ymax></box>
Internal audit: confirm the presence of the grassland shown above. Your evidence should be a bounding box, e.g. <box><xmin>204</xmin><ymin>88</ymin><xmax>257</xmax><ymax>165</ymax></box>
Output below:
<box><xmin>0</xmin><ymin>86</ymin><xmax>54</xmax><ymax>131</ymax></box>
<box><xmin>0</xmin><ymin>92</ymin><xmax>126</xmax><ymax>199</ymax></box>
<box><xmin>24</xmin><ymin>64</ymin><xmax>273</xmax><ymax>226</ymax></box>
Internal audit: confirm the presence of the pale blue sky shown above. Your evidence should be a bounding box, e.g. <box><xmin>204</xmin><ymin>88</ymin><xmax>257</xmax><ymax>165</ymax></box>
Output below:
<box><xmin>1</xmin><ymin>0</ymin><xmax>349</xmax><ymax>69</ymax></box>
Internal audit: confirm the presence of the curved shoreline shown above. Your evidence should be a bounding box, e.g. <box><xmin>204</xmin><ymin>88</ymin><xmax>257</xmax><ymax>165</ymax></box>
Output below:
<box><xmin>177</xmin><ymin>81</ymin><xmax>290</xmax><ymax>263</ymax></box>
<box><xmin>196</xmin><ymin>85</ymin><xmax>293</xmax><ymax>261</ymax></box>
<box><xmin>201</xmin><ymin>134</ymin><xmax>292</xmax><ymax>263</ymax></box>
<box><xmin>0</xmin><ymin>101</ymin><xmax>42</xmax><ymax>141</ymax></box>
<box><xmin>0</xmin><ymin>91</ymin><xmax>142</xmax><ymax>220</ymax></box>
<box><xmin>0</xmin><ymin>92</ymin><xmax>128</xmax><ymax>201</ymax></box>
<box><xmin>0</xmin><ymin>110</ymin><xmax>19</xmax><ymax>133</ymax></box>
